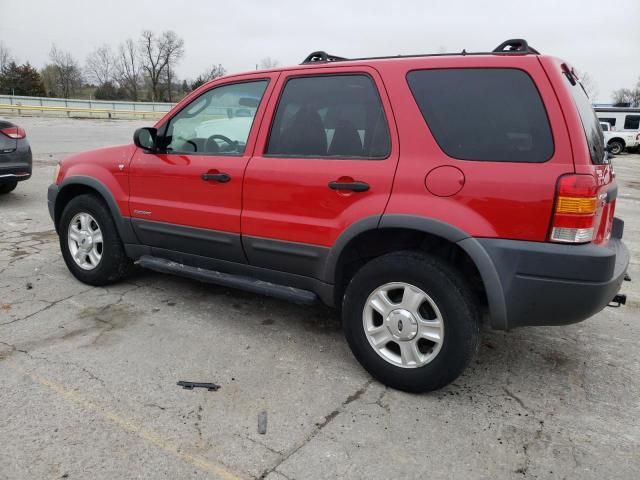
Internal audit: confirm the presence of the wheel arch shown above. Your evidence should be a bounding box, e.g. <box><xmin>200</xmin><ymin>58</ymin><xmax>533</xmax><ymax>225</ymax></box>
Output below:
<box><xmin>325</xmin><ymin>215</ymin><xmax>508</xmax><ymax>329</ymax></box>
<box><xmin>54</xmin><ymin>176</ymin><xmax>137</xmax><ymax>244</ymax></box>
<box><xmin>607</xmin><ymin>137</ymin><xmax>626</xmax><ymax>147</ymax></box>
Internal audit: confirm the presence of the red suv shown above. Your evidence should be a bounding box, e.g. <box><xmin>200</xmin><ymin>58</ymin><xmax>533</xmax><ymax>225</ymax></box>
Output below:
<box><xmin>48</xmin><ymin>39</ymin><xmax>629</xmax><ymax>392</ymax></box>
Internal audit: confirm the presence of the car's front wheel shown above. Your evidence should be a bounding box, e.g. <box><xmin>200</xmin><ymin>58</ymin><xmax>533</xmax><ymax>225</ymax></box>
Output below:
<box><xmin>59</xmin><ymin>194</ymin><xmax>133</xmax><ymax>285</ymax></box>
<box><xmin>342</xmin><ymin>251</ymin><xmax>480</xmax><ymax>392</ymax></box>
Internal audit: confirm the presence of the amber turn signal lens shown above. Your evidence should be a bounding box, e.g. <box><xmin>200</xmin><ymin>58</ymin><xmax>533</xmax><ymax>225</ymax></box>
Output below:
<box><xmin>555</xmin><ymin>196</ymin><xmax>597</xmax><ymax>214</ymax></box>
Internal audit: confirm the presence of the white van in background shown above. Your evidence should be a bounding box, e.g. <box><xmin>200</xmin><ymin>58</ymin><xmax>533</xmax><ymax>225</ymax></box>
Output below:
<box><xmin>600</xmin><ymin>121</ymin><xmax>640</xmax><ymax>154</ymax></box>
<box><xmin>596</xmin><ymin>108</ymin><xmax>640</xmax><ymax>153</ymax></box>
<box><xmin>595</xmin><ymin>107</ymin><xmax>640</xmax><ymax>131</ymax></box>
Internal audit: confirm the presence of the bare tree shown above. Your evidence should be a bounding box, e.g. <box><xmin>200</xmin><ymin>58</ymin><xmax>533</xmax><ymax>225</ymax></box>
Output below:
<box><xmin>139</xmin><ymin>30</ymin><xmax>184</xmax><ymax>101</ymax></box>
<box><xmin>575</xmin><ymin>70</ymin><xmax>599</xmax><ymax>100</ymax></box>
<box><xmin>202</xmin><ymin>64</ymin><xmax>226</xmax><ymax>81</ymax></box>
<box><xmin>40</xmin><ymin>64</ymin><xmax>59</xmax><ymax>96</ymax></box>
<box><xmin>47</xmin><ymin>45</ymin><xmax>83</xmax><ymax>98</ymax></box>
<box><xmin>139</xmin><ymin>30</ymin><xmax>167</xmax><ymax>101</ymax></box>
<box><xmin>612</xmin><ymin>77</ymin><xmax>640</xmax><ymax>107</ymax></box>
<box><xmin>190</xmin><ymin>64</ymin><xmax>226</xmax><ymax>90</ymax></box>
<box><xmin>0</xmin><ymin>42</ymin><xmax>13</xmax><ymax>72</ymax></box>
<box><xmin>116</xmin><ymin>39</ymin><xmax>142</xmax><ymax>101</ymax></box>
<box><xmin>259</xmin><ymin>57</ymin><xmax>279</xmax><ymax>69</ymax></box>
<box><xmin>161</xmin><ymin>31</ymin><xmax>184</xmax><ymax>102</ymax></box>
<box><xmin>86</xmin><ymin>45</ymin><xmax>115</xmax><ymax>86</ymax></box>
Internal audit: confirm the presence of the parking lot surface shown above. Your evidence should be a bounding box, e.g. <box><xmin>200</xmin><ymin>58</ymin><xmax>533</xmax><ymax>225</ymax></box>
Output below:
<box><xmin>1</xmin><ymin>116</ymin><xmax>639</xmax><ymax>480</ymax></box>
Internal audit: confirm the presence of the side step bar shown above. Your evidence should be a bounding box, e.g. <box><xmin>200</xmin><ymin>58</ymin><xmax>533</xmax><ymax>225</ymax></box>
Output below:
<box><xmin>136</xmin><ymin>255</ymin><xmax>318</xmax><ymax>305</ymax></box>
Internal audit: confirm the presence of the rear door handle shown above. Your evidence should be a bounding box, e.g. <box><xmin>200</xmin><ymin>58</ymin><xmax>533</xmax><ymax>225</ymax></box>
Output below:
<box><xmin>328</xmin><ymin>180</ymin><xmax>370</xmax><ymax>192</ymax></box>
<box><xmin>201</xmin><ymin>172</ymin><xmax>231</xmax><ymax>183</ymax></box>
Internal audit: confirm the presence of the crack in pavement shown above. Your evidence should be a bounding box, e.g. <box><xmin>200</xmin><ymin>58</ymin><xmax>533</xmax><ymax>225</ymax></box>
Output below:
<box><xmin>257</xmin><ymin>379</ymin><xmax>374</xmax><ymax>479</ymax></box>
<box><xmin>0</xmin><ymin>288</ymin><xmax>94</xmax><ymax>326</ymax></box>
<box><xmin>502</xmin><ymin>386</ymin><xmax>530</xmax><ymax>412</ymax></box>
<box><xmin>0</xmin><ymin>341</ymin><xmax>107</xmax><ymax>389</ymax></box>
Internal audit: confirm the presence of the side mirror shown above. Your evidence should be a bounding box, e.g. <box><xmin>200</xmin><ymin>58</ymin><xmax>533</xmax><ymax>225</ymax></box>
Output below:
<box><xmin>134</xmin><ymin>127</ymin><xmax>158</xmax><ymax>152</ymax></box>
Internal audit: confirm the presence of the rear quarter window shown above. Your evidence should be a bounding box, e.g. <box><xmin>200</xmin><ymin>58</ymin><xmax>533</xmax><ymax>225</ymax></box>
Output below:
<box><xmin>406</xmin><ymin>68</ymin><xmax>554</xmax><ymax>162</ymax></box>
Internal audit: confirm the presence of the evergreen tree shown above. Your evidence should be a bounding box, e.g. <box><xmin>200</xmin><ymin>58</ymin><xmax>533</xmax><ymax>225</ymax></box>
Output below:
<box><xmin>0</xmin><ymin>62</ymin><xmax>46</xmax><ymax>96</ymax></box>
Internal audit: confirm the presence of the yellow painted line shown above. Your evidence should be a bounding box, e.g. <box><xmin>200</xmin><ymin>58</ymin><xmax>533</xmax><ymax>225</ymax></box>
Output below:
<box><xmin>0</xmin><ymin>103</ymin><xmax>165</xmax><ymax>117</ymax></box>
<box><xmin>5</xmin><ymin>360</ymin><xmax>244</xmax><ymax>480</ymax></box>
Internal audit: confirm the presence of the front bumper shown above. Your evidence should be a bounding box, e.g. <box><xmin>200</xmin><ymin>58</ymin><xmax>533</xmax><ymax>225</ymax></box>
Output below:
<box><xmin>47</xmin><ymin>184</ymin><xmax>59</xmax><ymax>227</ymax></box>
<box><xmin>479</xmin><ymin>218</ymin><xmax>629</xmax><ymax>329</ymax></box>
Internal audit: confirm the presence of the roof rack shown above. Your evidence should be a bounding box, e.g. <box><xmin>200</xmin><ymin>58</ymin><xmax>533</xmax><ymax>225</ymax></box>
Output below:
<box><xmin>300</xmin><ymin>39</ymin><xmax>540</xmax><ymax>65</ymax></box>
<box><xmin>492</xmin><ymin>39</ymin><xmax>540</xmax><ymax>55</ymax></box>
<box><xmin>301</xmin><ymin>51</ymin><xmax>348</xmax><ymax>64</ymax></box>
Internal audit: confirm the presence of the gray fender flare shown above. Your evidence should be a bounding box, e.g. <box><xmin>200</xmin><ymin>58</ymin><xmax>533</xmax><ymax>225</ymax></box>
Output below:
<box><xmin>55</xmin><ymin>176</ymin><xmax>138</xmax><ymax>244</ymax></box>
<box><xmin>324</xmin><ymin>214</ymin><xmax>508</xmax><ymax>329</ymax></box>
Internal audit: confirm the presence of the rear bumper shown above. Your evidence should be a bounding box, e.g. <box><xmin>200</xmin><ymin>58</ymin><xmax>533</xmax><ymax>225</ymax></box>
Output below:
<box><xmin>0</xmin><ymin>145</ymin><xmax>32</xmax><ymax>184</ymax></box>
<box><xmin>0</xmin><ymin>171</ymin><xmax>31</xmax><ymax>184</ymax></box>
<box><xmin>478</xmin><ymin>218</ymin><xmax>629</xmax><ymax>329</ymax></box>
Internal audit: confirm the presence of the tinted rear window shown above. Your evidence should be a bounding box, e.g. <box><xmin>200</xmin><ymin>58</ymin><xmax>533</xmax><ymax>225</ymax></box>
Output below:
<box><xmin>407</xmin><ymin>68</ymin><xmax>554</xmax><ymax>162</ymax></box>
<box><xmin>567</xmin><ymin>74</ymin><xmax>605</xmax><ymax>164</ymax></box>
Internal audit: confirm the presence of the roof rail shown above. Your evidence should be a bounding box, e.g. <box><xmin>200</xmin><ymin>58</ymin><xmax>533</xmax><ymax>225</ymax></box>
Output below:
<box><xmin>301</xmin><ymin>51</ymin><xmax>348</xmax><ymax>64</ymax></box>
<box><xmin>299</xmin><ymin>39</ymin><xmax>539</xmax><ymax>66</ymax></box>
<box><xmin>492</xmin><ymin>39</ymin><xmax>540</xmax><ymax>55</ymax></box>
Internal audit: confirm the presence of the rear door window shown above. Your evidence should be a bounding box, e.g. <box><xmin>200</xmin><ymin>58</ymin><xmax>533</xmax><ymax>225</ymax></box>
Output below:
<box><xmin>266</xmin><ymin>74</ymin><xmax>391</xmax><ymax>159</ymax></box>
<box><xmin>406</xmin><ymin>68</ymin><xmax>554</xmax><ymax>162</ymax></box>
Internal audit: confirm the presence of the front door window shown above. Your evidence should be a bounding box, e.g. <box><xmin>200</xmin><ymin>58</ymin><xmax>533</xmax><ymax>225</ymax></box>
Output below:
<box><xmin>163</xmin><ymin>80</ymin><xmax>268</xmax><ymax>155</ymax></box>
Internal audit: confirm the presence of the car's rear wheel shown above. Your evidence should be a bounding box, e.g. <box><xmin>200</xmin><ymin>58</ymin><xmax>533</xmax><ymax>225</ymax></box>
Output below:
<box><xmin>342</xmin><ymin>251</ymin><xmax>480</xmax><ymax>392</ymax></box>
<box><xmin>0</xmin><ymin>181</ymin><xmax>18</xmax><ymax>194</ymax></box>
<box><xmin>59</xmin><ymin>194</ymin><xmax>133</xmax><ymax>285</ymax></box>
<box><xmin>608</xmin><ymin>140</ymin><xmax>624</xmax><ymax>155</ymax></box>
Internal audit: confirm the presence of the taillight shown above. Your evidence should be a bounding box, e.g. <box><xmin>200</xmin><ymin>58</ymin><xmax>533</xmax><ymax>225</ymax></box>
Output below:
<box><xmin>549</xmin><ymin>174</ymin><xmax>598</xmax><ymax>243</ymax></box>
<box><xmin>0</xmin><ymin>127</ymin><xmax>26</xmax><ymax>139</ymax></box>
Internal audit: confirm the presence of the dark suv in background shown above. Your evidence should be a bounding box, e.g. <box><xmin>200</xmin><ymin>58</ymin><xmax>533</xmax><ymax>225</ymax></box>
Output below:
<box><xmin>0</xmin><ymin>119</ymin><xmax>32</xmax><ymax>194</ymax></box>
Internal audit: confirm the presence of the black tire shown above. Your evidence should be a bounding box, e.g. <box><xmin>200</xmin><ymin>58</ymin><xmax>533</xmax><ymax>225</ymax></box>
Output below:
<box><xmin>342</xmin><ymin>251</ymin><xmax>480</xmax><ymax>393</ymax></box>
<box><xmin>59</xmin><ymin>194</ymin><xmax>133</xmax><ymax>286</ymax></box>
<box><xmin>0</xmin><ymin>181</ymin><xmax>18</xmax><ymax>194</ymax></box>
<box><xmin>608</xmin><ymin>140</ymin><xmax>624</xmax><ymax>155</ymax></box>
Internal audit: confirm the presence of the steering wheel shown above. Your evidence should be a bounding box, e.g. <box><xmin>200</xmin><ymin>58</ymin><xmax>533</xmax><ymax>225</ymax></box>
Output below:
<box><xmin>205</xmin><ymin>134</ymin><xmax>237</xmax><ymax>153</ymax></box>
<box><xmin>185</xmin><ymin>140</ymin><xmax>198</xmax><ymax>152</ymax></box>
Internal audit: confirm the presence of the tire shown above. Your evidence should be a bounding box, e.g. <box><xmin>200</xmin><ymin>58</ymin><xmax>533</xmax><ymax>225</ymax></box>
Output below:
<box><xmin>342</xmin><ymin>251</ymin><xmax>480</xmax><ymax>393</ymax></box>
<box><xmin>608</xmin><ymin>140</ymin><xmax>624</xmax><ymax>155</ymax></box>
<box><xmin>59</xmin><ymin>194</ymin><xmax>133</xmax><ymax>286</ymax></box>
<box><xmin>0</xmin><ymin>181</ymin><xmax>18</xmax><ymax>194</ymax></box>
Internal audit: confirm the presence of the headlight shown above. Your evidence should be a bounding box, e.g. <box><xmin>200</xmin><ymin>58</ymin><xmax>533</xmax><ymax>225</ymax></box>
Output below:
<box><xmin>53</xmin><ymin>163</ymin><xmax>61</xmax><ymax>184</ymax></box>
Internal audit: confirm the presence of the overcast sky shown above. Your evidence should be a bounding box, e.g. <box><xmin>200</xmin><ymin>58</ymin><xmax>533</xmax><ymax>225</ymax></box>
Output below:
<box><xmin>1</xmin><ymin>0</ymin><xmax>638</xmax><ymax>102</ymax></box>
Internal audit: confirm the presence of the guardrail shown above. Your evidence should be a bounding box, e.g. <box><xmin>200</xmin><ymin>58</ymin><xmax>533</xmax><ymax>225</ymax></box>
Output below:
<box><xmin>0</xmin><ymin>94</ymin><xmax>175</xmax><ymax>119</ymax></box>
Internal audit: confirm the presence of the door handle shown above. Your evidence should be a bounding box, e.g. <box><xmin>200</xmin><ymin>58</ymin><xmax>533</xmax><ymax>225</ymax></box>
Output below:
<box><xmin>201</xmin><ymin>172</ymin><xmax>231</xmax><ymax>183</ymax></box>
<box><xmin>328</xmin><ymin>180</ymin><xmax>370</xmax><ymax>192</ymax></box>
